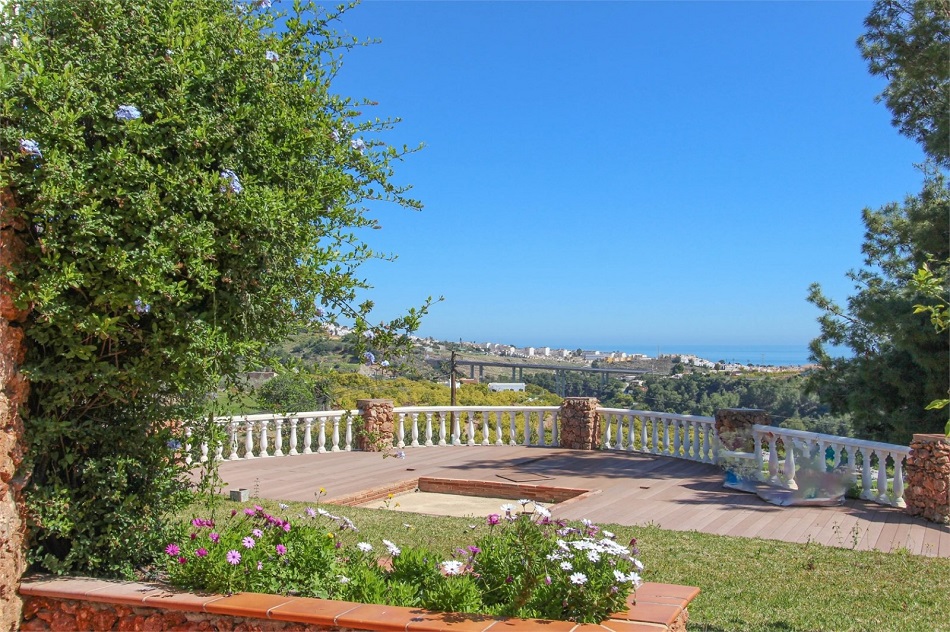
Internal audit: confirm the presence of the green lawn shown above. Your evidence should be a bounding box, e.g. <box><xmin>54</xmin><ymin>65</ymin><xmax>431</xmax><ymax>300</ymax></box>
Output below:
<box><xmin>177</xmin><ymin>496</ymin><xmax>950</xmax><ymax>632</ymax></box>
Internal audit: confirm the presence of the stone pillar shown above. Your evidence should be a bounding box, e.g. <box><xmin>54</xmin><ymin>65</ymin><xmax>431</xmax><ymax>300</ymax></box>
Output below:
<box><xmin>356</xmin><ymin>399</ymin><xmax>394</xmax><ymax>452</ymax></box>
<box><xmin>558</xmin><ymin>397</ymin><xmax>600</xmax><ymax>450</ymax></box>
<box><xmin>904</xmin><ymin>434</ymin><xmax>950</xmax><ymax>524</ymax></box>
<box><xmin>0</xmin><ymin>188</ymin><xmax>30</xmax><ymax>631</ymax></box>
<box><xmin>714</xmin><ymin>408</ymin><xmax>770</xmax><ymax>452</ymax></box>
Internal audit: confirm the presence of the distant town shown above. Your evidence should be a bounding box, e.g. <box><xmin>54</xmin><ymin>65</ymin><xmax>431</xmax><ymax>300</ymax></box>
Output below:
<box><xmin>324</xmin><ymin>325</ymin><xmax>809</xmax><ymax>376</ymax></box>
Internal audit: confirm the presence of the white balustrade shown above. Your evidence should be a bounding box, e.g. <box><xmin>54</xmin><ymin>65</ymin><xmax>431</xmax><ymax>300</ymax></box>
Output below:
<box><xmin>751</xmin><ymin>425</ymin><xmax>909</xmax><ymax>507</ymax></box>
<box><xmin>193</xmin><ymin>406</ymin><xmax>908</xmax><ymax>508</ymax></box>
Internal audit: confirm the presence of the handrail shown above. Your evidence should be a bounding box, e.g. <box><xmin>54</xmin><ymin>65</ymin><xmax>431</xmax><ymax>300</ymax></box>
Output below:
<box><xmin>187</xmin><ymin>406</ymin><xmax>909</xmax><ymax>507</ymax></box>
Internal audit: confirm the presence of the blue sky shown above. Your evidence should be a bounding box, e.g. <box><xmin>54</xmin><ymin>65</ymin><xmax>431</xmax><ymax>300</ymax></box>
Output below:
<box><xmin>315</xmin><ymin>0</ymin><xmax>926</xmax><ymax>350</ymax></box>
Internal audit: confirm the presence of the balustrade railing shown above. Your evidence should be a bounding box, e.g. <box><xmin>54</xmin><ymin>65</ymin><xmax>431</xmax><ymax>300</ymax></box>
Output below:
<box><xmin>597</xmin><ymin>408</ymin><xmax>717</xmax><ymax>463</ymax></box>
<box><xmin>749</xmin><ymin>425</ymin><xmax>910</xmax><ymax>507</ymax></box>
<box><xmin>188</xmin><ymin>406</ymin><xmax>909</xmax><ymax>507</ymax></box>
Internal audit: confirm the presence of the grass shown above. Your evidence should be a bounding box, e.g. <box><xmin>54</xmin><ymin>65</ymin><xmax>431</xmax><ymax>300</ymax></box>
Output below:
<box><xmin>174</xmin><ymin>495</ymin><xmax>950</xmax><ymax>632</ymax></box>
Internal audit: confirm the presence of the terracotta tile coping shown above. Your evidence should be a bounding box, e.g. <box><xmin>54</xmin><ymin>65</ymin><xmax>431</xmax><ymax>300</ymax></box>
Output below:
<box><xmin>20</xmin><ymin>576</ymin><xmax>699</xmax><ymax>632</ymax></box>
<box><xmin>327</xmin><ymin>477</ymin><xmax>596</xmax><ymax>507</ymax></box>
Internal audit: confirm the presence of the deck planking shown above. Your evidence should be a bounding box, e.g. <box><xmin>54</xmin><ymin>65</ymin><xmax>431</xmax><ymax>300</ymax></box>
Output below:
<box><xmin>214</xmin><ymin>445</ymin><xmax>950</xmax><ymax>557</ymax></box>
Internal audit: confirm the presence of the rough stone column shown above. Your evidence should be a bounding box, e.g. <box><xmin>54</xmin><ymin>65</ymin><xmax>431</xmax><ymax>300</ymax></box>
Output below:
<box><xmin>904</xmin><ymin>434</ymin><xmax>950</xmax><ymax>524</ymax></box>
<box><xmin>714</xmin><ymin>408</ymin><xmax>770</xmax><ymax>452</ymax></box>
<box><xmin>355</xmin><ymin>399</ymin><xmax>394</xmax><ymax>452</ymax></box>
<box><xmin>0</xmin><ymin>188</ymin><xmax>30</xmax><ymax>631</ymax></box>
<box><xmin>558</xmin><ymin>397</ymin><xmax>600</xmax><ymax>450</ymax></box>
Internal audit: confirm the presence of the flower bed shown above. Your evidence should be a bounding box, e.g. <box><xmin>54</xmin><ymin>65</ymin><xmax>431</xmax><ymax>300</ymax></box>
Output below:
<box><xmin>161</xmin><ymin>499</ymin><xmax>646</xmax><ymax>624</ymax></box>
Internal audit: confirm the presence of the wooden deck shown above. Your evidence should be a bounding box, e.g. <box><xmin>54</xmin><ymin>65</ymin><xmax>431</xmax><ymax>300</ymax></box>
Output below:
<box><xmin>215</xmin><ymin>445</ymin><xmax>950</xmax><ymax>557</ymax></box>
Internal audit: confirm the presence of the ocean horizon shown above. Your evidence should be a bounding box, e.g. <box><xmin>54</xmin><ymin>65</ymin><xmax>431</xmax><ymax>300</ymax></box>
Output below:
<box><xmin>609</xmin><ymin>344</ymin><xmax>823</xmax><ymax>367</ymax></box>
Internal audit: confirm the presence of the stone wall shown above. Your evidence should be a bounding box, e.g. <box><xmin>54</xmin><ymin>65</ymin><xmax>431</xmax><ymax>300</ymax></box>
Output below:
<box><xmin>21</xmin><ymin>597</ymin><xmax>326</xmax><ymax>632</ymax></box>
<box><xmin>904</xmin><ymin>434</ymin><xmax>950</xmax><ymax>524</ymax></box>
<box><xmin>355</xmin><ymin>399</ymin><xmax>394</xmax><ymax>452</ymax></box>
<box><xmin>558</xmin><ymin>397</ymin><xmax>600</xmax><ymax>450</ymax></box>
<box><xmin>714</xmin><ymin>408</ymin><xmax>770</xmax><ymax>452</ymax></box>
<box><xmin>0</xmin><ymin>188</ymin><xmax>29</xmax><ymax>632</ymax></box>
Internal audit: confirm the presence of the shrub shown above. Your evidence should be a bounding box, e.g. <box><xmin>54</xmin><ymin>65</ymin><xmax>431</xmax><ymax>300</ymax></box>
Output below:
<box><xmin>1</xmin><ymin>0</ymin><xmax>430</xmax><ymax>576</ymax></box>
<box><xmin>164</xmin><ymin>501</ymin><xmax>643</xmax><ymax>624</ymax></box>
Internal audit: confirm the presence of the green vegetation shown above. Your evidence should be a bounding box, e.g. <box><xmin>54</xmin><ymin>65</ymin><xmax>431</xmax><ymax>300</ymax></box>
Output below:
<box><xmin>522</xmin><ymin>371</ymin><xmax>852</xmax><ymax>436</ymax></box>
<box><xmin>164</xmin><ymin>501</ymin><xmax>642</xmax><ymax>624</ymax></box>
<box><xmin>173</xmin><ymin>497</ymin><xmax>950</xmax><ymax>631</ymax></box>
<box><xmin>1</xmin><ymin>0</ymin><xmax>430</xmax><ymax>576</ymax></box>
<box><xmin>807</xmin><ymin>0</ymin><xmax>949</xmax><ymax>445</ymax></box>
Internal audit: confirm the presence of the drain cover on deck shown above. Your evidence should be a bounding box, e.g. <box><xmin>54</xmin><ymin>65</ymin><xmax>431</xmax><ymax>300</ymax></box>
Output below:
<box><xmin>496</xmin><ymin>470</ymin><xmax>554</xmax><ymax>483</ymax></box>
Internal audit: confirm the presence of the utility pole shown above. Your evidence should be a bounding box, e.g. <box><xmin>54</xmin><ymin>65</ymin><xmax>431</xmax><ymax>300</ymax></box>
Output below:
<box><xmin>450</xmin><ymin>350</ymin><xmax>457</xmax><ymax>407</ymax></box>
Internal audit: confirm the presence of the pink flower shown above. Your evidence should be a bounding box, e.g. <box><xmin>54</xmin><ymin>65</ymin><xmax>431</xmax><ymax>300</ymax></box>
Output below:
<box><xmin>242</xmin><ymin>537</ymin><xmax>255</xmax><ymax>549</ymax></box>
<box><xmin>226</xmin><ymin>550</ymin><xmax>241</xmax><ymax>565</ymax></box>
<box><xmin>276</xmin><ymin>544</ymin><xmax>287</xmax><ymax>556</ymax></box>
<box><xmin>195</xmin><ymin>548</ymin><xmax>208</xmax><ymax>558</ymax></box>
<box><xmin>244</xmin><ymin>508</ymin><xmax>255</xmax><ymax>516</ymax></box>
<box><xmin>252</xmin><ymin>529</ymin><xmax>263</xmax><ymax>538</ymax></box>
<box><xmin>282</xmin><ymin>522</ymin><xmax>291</xmax><ymax>532</ymax></box>
<box><xmin>177</xmin><ymin>556</ymin><xmax>187</xmax><ymax>565</ymax></box>
<box><xmin>209</xmin><ymin>532</ymin><xmax>220</xmax><ymax>543</ymax></box>
<box><xmin>165</xmin><ymin>543</ymin><xmax>180</xmax><ymax>556</ymax></box>
<box><xmin>487</xmin><ymin>514</ymin><xmax>500</xmax><ymax>526</ymax></box>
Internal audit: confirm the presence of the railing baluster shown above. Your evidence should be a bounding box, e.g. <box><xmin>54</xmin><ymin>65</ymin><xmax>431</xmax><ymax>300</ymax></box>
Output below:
<box><xmin>701</xmin><ymin>424</ymin><xmax>712</xmax><ymax>463</ymax></box>
<box><xmin>662</xmin><ymin>418</ymin><xmax>672</xmax><ymax>456</ymax></box>
<box><xmin>672</xmin><ymin>419</ymin><xmax>681</xmax><ymax>457</ymax></box>
<box><xmin>466</xmin><ymin>411</ymin><xmax>476</xmax><ymax>446</ymax></box>
<box><xmin>425</xmin><ymin>412</ymin><xmax>434</xmax><ymax>447</ymax></box>
<box><xmin>451</xmin><ymin>411</ymin><xmax>461</xmax><ymax>446</ymax></box>
<box><xmin>344</xmin><ymin>415</ymin><xmax>353</xmax><ymax>451</ymax></box>
<box><xmin>303</xmin><ymin>417</ymin><xmax>313</xmax><ymax>454</ymax></box>
<box><xmin>524</xmin><ymin>410</ymin><xmax>532</xmax><ymax>446</ymax></box>
<box><xmin>331</xmin><ymin>416</ymin><xmax>340</xmax><ymax>452</ymax></box>
<box><xmin>861</xmin><ymin>448</ymin><xmax>874</xmax><ymax>500</ymax></box>
<box><xmin>228</xmin><ymin>420</ymin><xmax>239</xmax><ymax>460</ymax></box>
<box><xmin>783</xmin><ymin>438</ymin><xmax>797</xmax><ymax>489</ymax></box>
<box><xmin>482</xmin><ymin>411</ymin><xmax>491</xmax><ymax>446</ymax></box>
<box><xmin>289</xmin><ymin>418</ymin><xmax>298</xmax><ymax>455</ymax></box>
<box><xmin>692</xmin><ymin>421</ymin><xmax>701</xmax><ymax>460</ymax></box>
<box><xmin>893</xmin><ymin>454</ymin><xmax>906</xmax><ymax>508</ymax></box>
<box><xmin>604</xmin><ymin>413</ymin><xmax>614</xmax><ymax>450</ymax></box>
<box><xmin>876</xmin><ymin>450</ymin><xmax>889</xmax><ymax>504</ymax></box>
<box><xmin>626</xmin><ymin>414</ymin><xmax>635</xmax><ymax>452</ymax></box>
<box><xmin>274</xmin><ymin>418</ymin><xmax>284</xmax><ymax>457</ymax></box>
<box><xmin>509</xmin><ymin>412</ymin><xmax>518</xmax><ymax>446</ymax></box>
<box><xmin>411</xmin><ymin>413</ymin><xmax>420</xmax><ymax>448</ymax></box>
<box><xmin>260</xmin><ymin>419</ymin><xmax>271</xmax><ymax>457</ymax></box>
<box><xmin>397</xmin><ymin>413</ymin><xmax>406</xmax><ymax>449</ymax></box>
<box><xmin>494</xmin><ymin>411</ymin><xmax>504</xmax><ymax>446</ymax></box>
<box><xmin>651</xmin><ymin>416</ymin><xmax>660</xmax><ymax>454</ymax></box>
<box><xmin>438</xmin><ymin>412</ymin><xmax>447</xmax><ymax>446</ymax></box>
<box><xmin>245</xmin><ymin>419</ymin><xmax>255</xmax><ymax>459</ymax></box>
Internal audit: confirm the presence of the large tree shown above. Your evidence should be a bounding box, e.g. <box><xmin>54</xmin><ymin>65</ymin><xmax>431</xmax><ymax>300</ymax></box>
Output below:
<box><xmin>807</xmin><ymin>171</ymin><xmax>949</xmax><ymax>443</ymax></box>
<box><xmin>0</xmin><ymin>0</ymin><xmax>430</xmax><ymax>576</ymax></box>
<box><xmin>858</xmin><ymin>0</ymin><xmax>950</xmax><ymax>168</ymax></box>
<box><xmin>807</xmin><ymin>1</ymin><xmax>949</xmax><ymax>445</ymax></box>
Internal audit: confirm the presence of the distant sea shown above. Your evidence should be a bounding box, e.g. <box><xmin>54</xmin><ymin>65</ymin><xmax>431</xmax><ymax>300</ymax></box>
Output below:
<box><xmin>611</xmin><ymin>344</ymin><xmax>822</xmax><ymax>367</ymax></box>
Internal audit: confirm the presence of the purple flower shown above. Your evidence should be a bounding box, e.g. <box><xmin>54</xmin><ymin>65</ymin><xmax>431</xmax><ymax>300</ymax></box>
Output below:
<box><xmin>115</xmin><ymin>105</ymin><xmax>141</xmax><ymax>121</ymax></box>
<box><xmin>350</xmin><ymin>138</ymin><xmax>366</xmax><ymax>154</ymax></box>
<box><xmin>276</xmin><ymin>544</ymin><xmax>287</xmax><ymax>556</ymax></box>
<box><xmin>544</xmin><ymin>575</ymin><xmax>552</xmax><ymax>585</ymax></box>
<box><xmin>165</xmin><ymin>543</ymin><xmax>180</xmax><ymax>556</ymax></box>
<box><xmin>305</xmin><ymin>507</ymin><xmax>317</xmax><ymax>518</ymax></box>
<box><xmin>363</xmin><ymin>351</ymin><xmax>375</xmax><ymax>365</ymax></box>
<box><xmin>467</xmin><ymin>545</ymin><xmax>481</xmax><ymax>555</ymax></box>
<box><xmin>252</xmin><ymin>529</ymin><xmax>263</xmax><ymax>538</ymax></box>
<box><xmin>19</xmin><ymin>139</ymin><xmax>41</xmax><ymax>158</ymax></box>
<box><xmin>257</xmin><ymin>560</ymin><xmax>264</xmax><ymax>570</ymax></box>
<box><xmin>244</xmin><ymin>508</ymin><xmax>255</xmax><ymax>516</ymax></box>
<box><xmin>220</xmin><ymin>169</ymin><xmax>243</xmax><ymax>194</ymax></box>
<box><xmin>177</xmin><ymin>556</ymin><xmax>187</xmax><ymax>565</ymax></box>
<box><xmin>195</xmin><ymin>548</ymin><xmax>208</xmax><ymax>558</ymax></box>
<box><xmin>487</xmin><ymin>514</ymin><xmax>500</xmax><ymax>526</ymax></box>
<box><xmin>265</xmin><ymin>50</ymin><xmax>280</xmax><ymax>62</ymax></box>
<box><xmin>226</xmin><ymin>550</ymin><xmax>241</xmax><ymax>565</ymax></box>
<box><xmin>242</xmin><ymin>536</ymin><xmax>255</xmax><ymax>549</ymax></box>
<box><xmin>209</xmin><ymin>532</ymin><xmax>220</xmax><ymax>543</ymax></box>
<box><xmin>282</xmin><ymin>521</ymin><xmax>292</xmax><ymax>533</ymax></box>
<box><xmin>134</xmin><ymin>299</ymin><xmax>151</xmax><ymax>314</ymax></box>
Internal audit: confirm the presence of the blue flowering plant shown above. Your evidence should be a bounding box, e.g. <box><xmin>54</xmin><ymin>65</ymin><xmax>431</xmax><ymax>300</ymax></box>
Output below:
<box><xmin>1</xmin><ymin>0</ymin><xmax>435</xmax><ymax>576</ymax></box>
